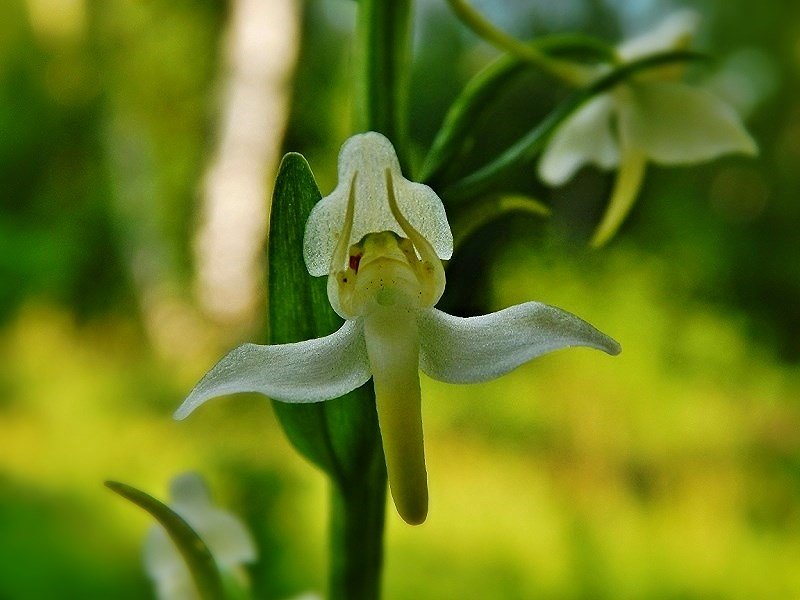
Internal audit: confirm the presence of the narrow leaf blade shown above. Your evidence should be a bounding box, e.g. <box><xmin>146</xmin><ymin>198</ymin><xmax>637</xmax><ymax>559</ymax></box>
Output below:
<box><xmin>451</xmin><ymin>193</ymin><xmax>551</xmax><ymax>250</ymax></box>
<box><xmin>105</xmin><ymin>481</ymin><xmax>225</xmax><ymax>600</ymax></box>
<box><xmin>419</xmin><ymin>55</ymin><xmax>526</xmax><ymax>184</ymax></box>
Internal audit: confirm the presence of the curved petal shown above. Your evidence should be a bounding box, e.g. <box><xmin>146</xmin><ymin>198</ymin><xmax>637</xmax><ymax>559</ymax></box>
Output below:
<box><xmin>617</xmin><ymin>10</ymin><xmax>700</xmax><ymax>61</ymax></box>
<box><xmin>304</xmin><ymin>132</ymin><xmax>452</xmax><ymax>277</ymax></box>
<box><xmin>418</xmin><ymin>304</ymin><xmax>621</xmax><ymax>384</ymax></box>
<box><xmin>147</xmin><ymin>562</ymin><xmax>196</xmax><ymax>600</ymax></box>
<box><xmin>174</xmin><ymin>319</ymin><xmax>370</xmax><ymax>419</ymax></box>
<box><xmin>538</xmin><ymin>94</ymin><xmax>620</xmax><ymax>186</ymax></box>
<box><xmin>185</xmin><ymin>509</ymin><xmax>255</xmax><ymax>569</ymax></box>
<box><xmin>617</xmin><ymin>81</ymin><xmax>758</xmax><ymax>164</ymax></box>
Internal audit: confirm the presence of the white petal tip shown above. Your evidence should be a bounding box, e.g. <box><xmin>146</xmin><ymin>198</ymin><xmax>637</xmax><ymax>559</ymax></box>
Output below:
<box><xmin>173</xmin><ymin>403</ymin><xmax>193</xmax><ymax>421</ymax></box>
<box><xmin>604</xmin><ymin>339</ymin><xmax>623</xmax><ymax>356</ymax></box>
<box><xmin>617</xmin><ymin>9</ymin><xmax>701</xmax><ymax>61</ymax></box>
<box><xmin>173</xmin><ymin>394</ymin><xmax>206</xmax><ymax>420</ymax></box>
<box><xmin>537</xmin><ymin>160</ymin><xmax>574</xmax><ymax>187</ymax></box>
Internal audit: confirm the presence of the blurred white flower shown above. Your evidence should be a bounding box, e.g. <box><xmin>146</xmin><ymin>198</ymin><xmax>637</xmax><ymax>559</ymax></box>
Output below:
<box><xmin>538</xmin><ymin>10</ymin><xmax>757</xmax><ymax>246</ymax></box>
<box><xmin>144</xmin><ymin>473</ymin><xmax>256</xmax><ymax>600</ymax></box>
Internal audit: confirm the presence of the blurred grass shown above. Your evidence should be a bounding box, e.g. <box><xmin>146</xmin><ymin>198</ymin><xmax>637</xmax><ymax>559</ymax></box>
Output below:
<box><xmin>2</xmin><ymin>239</ymin><xmax>800</xmax><ymax>597</ymax></box>
<box><xmin>0</xmin><ymin>305</ymin><xmax>328</xmax><ymax>598</ymax></box>
<box><xmin>379</xmin><ymin>238</ymin><xmax>800</xmax><ymax>599</ymax></box>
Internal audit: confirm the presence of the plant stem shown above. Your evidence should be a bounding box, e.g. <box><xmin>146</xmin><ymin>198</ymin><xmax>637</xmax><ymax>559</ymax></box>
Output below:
<box><xmin>444</xmin><ymin>0</ymin><xmax>587</xmax><ymax>84</ymax></box>
<box><xmin>356</xmin><ymin>0</ymin><xmax>412</xmax><ymax>168</ymax></box>
<box><xmin>326</xmin><ymin>5</ymin><xmax>413</xmax><ymax>598</ymax></box>
<box><xmin>328</xmin><ymin>441</ymin><xmax>388</xmax><ymax>600</ymax></box>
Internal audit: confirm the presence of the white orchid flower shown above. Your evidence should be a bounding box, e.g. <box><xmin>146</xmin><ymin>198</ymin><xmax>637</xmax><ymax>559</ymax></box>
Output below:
<box><xmin>176</xmin><ymin>132</ymin><xmax>620</xmax><ymax>525</ymax></box>
<box><xmin>537</xmin><ymin>10</ymin><xmax>758</xmax><ymax>247</ymax></box>
<box><xmin>144</xmin><ymin>473</ymin><xmax>256</xmax><ymax>600</ymax></box>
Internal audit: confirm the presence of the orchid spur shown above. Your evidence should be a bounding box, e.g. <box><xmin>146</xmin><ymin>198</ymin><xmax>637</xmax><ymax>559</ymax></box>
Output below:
<box><xmin>176</xmin><ymin>132</ymin><xmax>620</xmax><ymax>525</ymax></box>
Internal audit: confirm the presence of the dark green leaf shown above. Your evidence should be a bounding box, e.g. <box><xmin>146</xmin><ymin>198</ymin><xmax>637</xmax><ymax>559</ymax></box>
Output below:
<box><xmin>419</xmin><ymin>55</ymin><xmax>527</xmax><ymax>185</ymax></box>
<box><xmin>267</xmin><ymin>153</ymin><xmax>382</xmax><ymax>487</ymax></box>
<box><xmin>104</xmin><ymin>480</ymin><xmax>225</xmax><ymax>600</ymax></box>
<box><xmin>534</xmin><ymin>33</ymin><xmax>617</xmax><ymax>63</ymax></box>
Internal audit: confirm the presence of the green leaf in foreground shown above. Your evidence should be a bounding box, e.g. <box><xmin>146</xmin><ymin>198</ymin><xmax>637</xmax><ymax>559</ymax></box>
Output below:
<box><xmin>267</xmin><ymin>152</ymin><xmax>383</xmax><ymax>487</ymax></box>
<box><xmin>104</xmin><ymin>480</ymin><xmax>225</xmax><ymax>600</ymax></box>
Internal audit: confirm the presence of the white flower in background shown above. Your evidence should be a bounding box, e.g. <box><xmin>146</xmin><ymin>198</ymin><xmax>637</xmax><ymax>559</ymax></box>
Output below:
<box><xmin>537</xmin><ymin>10</ymin><xmax>758</xmax><ymax>247</ymax></box>
<box><xmin>144</xmin><ymin>473</ymin><xmax>256</xmax><ymax>600</ymax></box>
<box><xmin>175</xmin><ymin>132</ymin><xmax>620</xmax><ymax>525</ymax></box>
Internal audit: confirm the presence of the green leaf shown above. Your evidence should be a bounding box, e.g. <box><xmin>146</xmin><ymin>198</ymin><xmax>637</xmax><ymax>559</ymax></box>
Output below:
<box><xmin>267</xmin><ymin>153</ymin><xmax>382</xmax><ymax>487</ymax></box>
<box><xmin>534</xmin><ymin>33</ymin><xmax>617</xmax><ymax>63</ymax></box>
<box><xmin>419</xmin><ymin>55</ymin><xmax>527</xmax><ymax>185</ymax></box>
<box><xmin>104</xmin><ymin>480</ymin><xmax>225</xmax><ymax>600</ymax></box>
<box><xmin>442</xmin><ymin>49</ymin><xmax>706</xmax><ymax>202</ymax></box>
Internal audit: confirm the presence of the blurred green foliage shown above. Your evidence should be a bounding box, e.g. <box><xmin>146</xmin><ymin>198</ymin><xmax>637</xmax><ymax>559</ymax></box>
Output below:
<box><xmin>1</xmin><ymin>0</ymin><xmax>799</xmax><ymax>598</ymax></box>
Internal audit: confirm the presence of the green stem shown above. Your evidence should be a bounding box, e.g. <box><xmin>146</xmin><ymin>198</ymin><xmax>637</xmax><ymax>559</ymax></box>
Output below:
<box><xmin>325</xmin><ymin>2</ymin><xmax>414</xmax><ymax>598</ymax></box>
<box><xmin>328</xmin><ymin>445</ymin><xmax>388</xmax><ymax>600</ymax></box>
<box><xmin>356</xmin><ymin>0</ymin><xmax>412</xmax><ymax>167</ymax></box>
<box><xmin>444</xmin><ymin>0</ymin><xmax>587</xmax><ymax>84</ymax></box>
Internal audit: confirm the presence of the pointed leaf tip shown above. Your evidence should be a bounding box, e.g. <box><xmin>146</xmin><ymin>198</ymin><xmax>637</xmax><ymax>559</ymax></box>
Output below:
<box><xmin>269</xmin><ymin>146</ymin><xmax>382</xmax><ymax>483</ymax></box>
<box><xmin>105</xmin><ymin>480</ymin><xmax>226</xmax><ymax>600</ymax></box>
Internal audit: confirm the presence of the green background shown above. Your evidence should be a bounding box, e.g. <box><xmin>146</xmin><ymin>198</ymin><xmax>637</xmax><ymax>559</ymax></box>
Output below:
<box><xmin>0</xmin><ymin>0</ymin><xmax>798</xmax><ymax>597</ymax></box>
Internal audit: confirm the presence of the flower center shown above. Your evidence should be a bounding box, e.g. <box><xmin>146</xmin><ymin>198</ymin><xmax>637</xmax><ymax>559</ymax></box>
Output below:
<box><xmin>326</xmin><ymin>170</ymin><xmax>446</xmax><ymax>319</ymax></box>
<box><xmin>333</xmin><ymin>230</ymin><xmax>434</xmax><ymax>318</ymax></box>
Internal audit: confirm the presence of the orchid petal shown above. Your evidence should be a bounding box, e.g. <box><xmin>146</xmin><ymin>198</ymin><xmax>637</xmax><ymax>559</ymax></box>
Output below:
<box><xmin>174</xmin><ymin>319</ymin><xmax>370</xmax><ymax>419</ymax></box>
<box><xmin>617</xmin><ymin>9</ymin><xmax>700</xmax><ymax>62</ymax></box>
<box><xmin>304</xmin><ymin>132</ymin><xmax>453</xmax><ymax>276</ymax></box>
<box><xmin>143</xmin><ymin>528</ymin><xmax>187</xmax><ymax>586</ymax></box>
<box><xmin>418</xmin><ymin>303</ymin><xmax>621</xmax><ymax>384</ymax></box>
<box><xmin>538</xmin><ymin>94</ymin><xmax>619</xmax><ymax>186</ymax></box>
<box><xmin>617</xmin><ymin>81</ymin><xmax>758</xmax><ymax>164</ymax></box>
<box><xmin>146</xmin><ymin>571</ymin><xmax>197</xmax><ymax>600</ymax></box>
